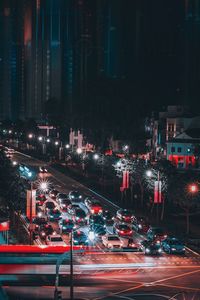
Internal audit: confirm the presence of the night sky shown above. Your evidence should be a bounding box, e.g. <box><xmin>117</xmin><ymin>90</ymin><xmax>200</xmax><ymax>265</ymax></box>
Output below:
<box><xmin>0</xmin><ymin>0</ymin><xmax>200</xmax><ymax>131</ymax></box>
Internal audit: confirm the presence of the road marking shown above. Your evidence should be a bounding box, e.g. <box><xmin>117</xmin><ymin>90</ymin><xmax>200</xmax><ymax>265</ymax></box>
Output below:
<box><xmin>94</xmin><ymin>284</ymin><xmax>144</xmax><ymax>300</ymax></box>
<box><xmin>150</xmin><ymin>268</ymin><xmax>200</xmax><ymax>285</ymax></box>
<box><xmin>186</xmin><ymin>246</ymin><xmax>200</xmax><ymax>257</ymax></box>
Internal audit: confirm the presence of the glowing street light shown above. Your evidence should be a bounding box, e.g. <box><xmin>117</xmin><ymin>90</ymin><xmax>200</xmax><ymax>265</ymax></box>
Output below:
<box><xmin>65</xmin><ymin>144</ymin><xmax>70</xmax><ymax>149</ymax></box>
<box><xmin>93</xmin><ymin>153</ymin><xmax>99</xmax><ymax>160</ymax></box>
<box><xmin>146</xmin><ymin>170</ymin><xmax>153</xmax><ymax>177</ymax></box>
<box><xmin>46</xmin><ymin>138</ymin><xmax>50</xmax><ymax>143</ymax></box>
<box><xmin>55</xmin><ymin>141</ymin><xmax>59</xmax><ymax>146</ymax></box>
<box><xmin>189</xmin><ymin>184</ymin><xmax>198</xmax><ymax>193</ymax></box>
<box><xmin>28</xmin><ymin>133</ymin><xmax>33</xmax><ymax>139</ymax></box>
<box><xmin>38</xmin><ymin>136</ymin><xmax>43</xmax><ymax>141</ymax></box>
<box><xmin>12</xmin><ymin>160</ymin><xmax>18</xmax><ymax>166</ymax></box>
<box><xmin>76</xmin><ymin>148</ymin><xmax>82</xmax><ymax>154</ymax></box>
<box><xmin>37</xmin><ymin>179</ymin><xmax>50</xmax><ymax>194</ymax></box>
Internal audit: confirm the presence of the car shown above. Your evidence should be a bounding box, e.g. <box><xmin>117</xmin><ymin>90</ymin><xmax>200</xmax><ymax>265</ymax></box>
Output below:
<box><xmin>162</xmin><ymin>237</ymin><xmax>185</xmax><ymax>254</ymax></box>
<box><xmin>132</xmin><ymin>216</ymin><xmax>150</xmax><ymax>234</ymax></box>
<box><xmin>47</xmin><ymin>209</ymin><xmax>62</xmax><ymax>221</ymax></box>
<box><xmin>121</xmin><ymin>238</ymin><xmax>142</xmax><ymax>251</ymax></box>
<box><xmin>39</xmin><ymin>166</ymin><xmax>48</xmax><ymax>173</ymax></box>
<box><xmin>36</xmin><ymin>194</ymin><xmax>47</xmax><ymax>206</ymax></box>
<box><xmin>147</xmin><ymin>227</ymin><xmax>168</xmax><ymax>242</ymax></box>
<box><xmin>116</xmin><ymin>209</ymin><xmax>136</xmax><ymax>223</ymax></box>
<box><xmin>49</xmin><ymin>189</ymin><xmax>59</xmax><ymax>199</ymax></box>
<box><xmin>67</xmin><ymin>204</ymin><xmax>81</xmax><ymax>215</ymax></box>
<box><xmin>46</xmin><ymin>234</ymin><xmax>66</xmax><ymax>246</ymax></box>
<box><xmin>59</xmin><ymin>219</ymin><xmax>74</xmax><ymax>234</ymax></box>
<box><xmin>59</xmin><ymin>199</ymin><xmax>72</xmax><ymax>211</ymax></box>
<box><xmin>141</xmin><ymin>240</ymin><xmax>162</xmax><ymax>255</ymax></box>
<box><xmin>72</xmin><ymin>208</ymin><xmax>87</xmax><ymax>225</ymax></box>
<box><xmin>102</xmin><ymin>210</ymin><xmax>114</xmax><ymax>225</ymax></box>
<box><xmin>56</xmin><ymin>193</ymin><xmax>69</xmax><ymax>202</ymax></box>
<box><xmin>68</xmin><ymin>191</ymin><xmax>83</xmax><ymax>202</ymax></box>
<box><xmin>44</xmin><ymin>201</ymin><xmax>56</xmax><ymax>211</ymax></box>
<box><xmin>89</xmin><ymin>224</ymin><xmax>107</xmax><ymax>237</ymax></box>
<box><xmin>88</xmin><ymin>215</ymin><xmax>105</xmax><ymax>227</ymax></box>
<box><xmin>73</xmin><ymin>231</ymin><xmax>89</xmax><ymax>245</ymax></box>
<box><xmin>85</xmin><ymin>198</ymin><xmax>103</xmax><ymax>215</ymax></box>
<box><xmin>32</xmin><ymin>217</ymin><xmax>48</xmax><ymax>231</ymax></box>
<box><xmin>102</xmin><ymin>234</ymin><xmax>123</xmax><ymax>249</ymax></box>
<box><xmin>39</xmin><ymin>224</ymin><xmax>54</xmax><ymax>240</ymax></box>
<box><xmin>113</xmin><ymin>223</ymin><xmax>133</xmax><ymax>237</ymax></box>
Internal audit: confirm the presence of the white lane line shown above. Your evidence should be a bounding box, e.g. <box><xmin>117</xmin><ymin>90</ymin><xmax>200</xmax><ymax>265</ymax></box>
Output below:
<box><xmin>186</xmin><ymin>246</ymin><xmax>200</xmax><ymax>257</ymax></box>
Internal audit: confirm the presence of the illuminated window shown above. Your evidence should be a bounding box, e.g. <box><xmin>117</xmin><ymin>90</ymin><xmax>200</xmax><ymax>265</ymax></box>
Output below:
<box><xmin>177</xmin><ymin>147</ymin><xmax>182</xmax><ymax>153</ymax></box>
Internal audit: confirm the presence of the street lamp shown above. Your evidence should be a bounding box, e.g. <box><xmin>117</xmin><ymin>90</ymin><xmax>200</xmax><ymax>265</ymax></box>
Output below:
<box><xmin>189</xmin><ymin>184</ymin><xmax>198</xmax><ymax>193</ymax></box>
<box><xmin>65</xmin><ymin>144</ymin><xmax>70</xmax><ymax>149</ymax></box>
<box><xmin>76</xmin><ymin>147</ymin><xmax>82</xmax><ymax>154</ymax></box>
<box><xmin>38</xmin><ymin>136</ymin><xmax>43</xmax><ymax>142</ymax></box>
<box><xmin>28</xmin><ymin>133</ymin><xmax>33</xmax><ymax>139</ymax></box>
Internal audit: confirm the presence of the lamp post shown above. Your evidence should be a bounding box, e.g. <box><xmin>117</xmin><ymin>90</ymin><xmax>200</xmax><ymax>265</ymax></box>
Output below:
<box><xmin>70</xmin><ymin>230</ymin><xmax>74</xmax><ymax>300</ymax></box>
<box><xmin>146</xmin><ymin>169</ymin><xmax>162</xmax><ymax>223</ymax></box>
<box><xmin>93</xmin><ymin>153</ymin><xmax>105</xmax><ymax>189</ymax></box>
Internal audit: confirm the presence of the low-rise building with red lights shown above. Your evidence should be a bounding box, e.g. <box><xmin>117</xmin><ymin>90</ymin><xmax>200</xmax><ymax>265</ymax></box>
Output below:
<box><xmin>167</xmin><ymin>129</ymin><xmax>200</xmax><ymax>169</ymax></box>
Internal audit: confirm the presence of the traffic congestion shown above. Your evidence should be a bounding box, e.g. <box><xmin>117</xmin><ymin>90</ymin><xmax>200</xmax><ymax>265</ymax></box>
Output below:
<box><xmin>32</xmin><ymin>174</ymin><xmax>186</xmax><ymax>256</ymax></box>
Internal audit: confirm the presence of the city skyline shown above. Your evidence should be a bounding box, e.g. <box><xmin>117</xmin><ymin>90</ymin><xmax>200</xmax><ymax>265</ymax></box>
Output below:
<box><xmin>0</xmin><ymin>0</ymin><xmax>200</xmax><ymax>126</ymax></box>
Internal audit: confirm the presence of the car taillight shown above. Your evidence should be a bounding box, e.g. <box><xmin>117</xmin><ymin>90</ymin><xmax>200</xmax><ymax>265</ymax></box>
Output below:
<box><xmin>91</xmin><ymin>209</ymin><xmax>94</xmax><ymax>214</ymax></box>
<box><xmin>129</xmin><ymin>230</ymin><xmax>133</xmax><ymax>234</ymax></box>
<box><xmin>120</xmin><ymin>230</ymin><xmax>124</xmax><ymax>234</ymax></box>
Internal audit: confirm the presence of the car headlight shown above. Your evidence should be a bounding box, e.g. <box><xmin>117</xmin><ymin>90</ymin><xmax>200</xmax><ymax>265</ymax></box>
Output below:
<box><xmin>158</xmin><ymin>248</ymin><xmax>162</xmax><ymax>253</ymax></box>
<box><xmin>41</xmin><ymin>232</ymin><xmax>46</xmax><ymax>236</ymax></box>
<box><xmin>79</xmin><ymin>195</ymin><xmax>82</xmax><ymax>198</ymax></box>
<box><xmin>103</xmin><ymin>224</ymin><xmax>106</xmax><ymax>228</ymax></box>
<box><xmin>62</xmin><ymin>204</ymin><xmax>66</xmax><ymax>207</ymax></box>
<box><xmin>171</xmin><ymin>248</ymin><xmax>176</xmax><ymax>251</ymax></box>
<box><xmin>73</xmin><ymin>240</ymin><xmax>78</xmax><ymax>243</ymax></box>
<box><xmin>71</xmin><ymin>195</ymin><xmax>74</xmax><ymax>198</ymax></box>
<box><xmin>182</xmin><ymin>247</ymin><xmax>185</xmax><ymax>251</ymax></box>
<box><xmin>62</xmin><ymin>226</ymin><xmax>67</xmax><ymax>230</ymax></box>
<box><xmin>138</xmin><ymin>224</ymin><xmax>142</xmax><ymax>229</ymax></box>
<box><xmin>146</xmin><ymin>248</ymin><xmax>150</xmax><ymax>253</ymax></box>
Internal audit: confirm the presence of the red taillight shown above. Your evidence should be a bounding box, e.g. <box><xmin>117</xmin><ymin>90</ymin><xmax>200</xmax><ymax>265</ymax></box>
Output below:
<box><xmin>120</xmin><ymin>230</ymin><xmax>124</xmax><ymax>234</ymax></box>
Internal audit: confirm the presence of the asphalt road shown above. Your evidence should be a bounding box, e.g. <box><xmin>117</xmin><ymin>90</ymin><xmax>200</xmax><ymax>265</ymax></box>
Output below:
<box><xmin>3</xmin><ymin>151</ymin><xmax>199</xmax><ymax>300</ymax></box>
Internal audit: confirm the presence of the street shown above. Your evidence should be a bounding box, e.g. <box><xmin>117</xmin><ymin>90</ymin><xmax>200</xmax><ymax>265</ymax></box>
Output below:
<box><xmin>2</xmin><ymin>151</ymin><xmax>199</xmax><ymax>300</ymax></box>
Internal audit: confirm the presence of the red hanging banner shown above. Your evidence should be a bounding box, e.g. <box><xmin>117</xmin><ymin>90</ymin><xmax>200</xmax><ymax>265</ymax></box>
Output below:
<box><xmin>154</xmin><ymin>180</ymin><xmax>162</xmax><ymax>203</ymax></box>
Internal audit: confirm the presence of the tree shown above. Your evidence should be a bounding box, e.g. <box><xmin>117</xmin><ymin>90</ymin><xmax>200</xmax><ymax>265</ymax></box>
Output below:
<box><xmin>169</xmin><ymin>173</ymin><xmax>200</xmax><ymax>234</ymax></box>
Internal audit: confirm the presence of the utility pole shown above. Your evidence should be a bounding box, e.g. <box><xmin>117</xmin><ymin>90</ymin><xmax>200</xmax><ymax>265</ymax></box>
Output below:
<box><xmin>70</xmin><ymin>230</ymin><xmax>74</xmax><ymax>299</ymax></box>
